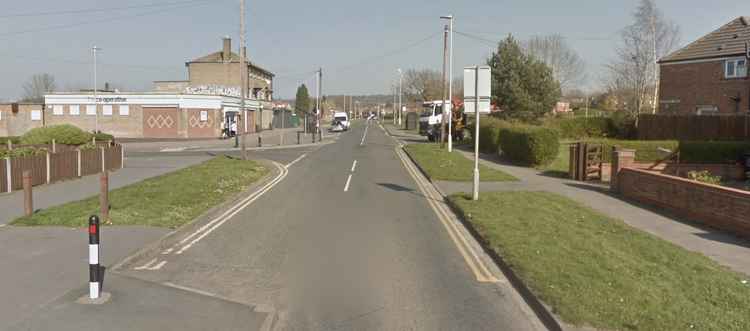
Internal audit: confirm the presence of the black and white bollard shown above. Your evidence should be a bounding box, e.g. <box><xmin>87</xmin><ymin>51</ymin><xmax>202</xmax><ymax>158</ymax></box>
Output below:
<box><xmin>88</xmin><ymin>215</ymin><xmax>100</xmax><ymax>299</ymax></box>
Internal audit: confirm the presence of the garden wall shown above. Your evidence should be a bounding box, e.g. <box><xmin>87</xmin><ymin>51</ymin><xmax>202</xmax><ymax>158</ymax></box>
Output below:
<box><xmin>616</xmin><ymin>167</ymin><xmax>750</xmax><ymax>238</ymax></box>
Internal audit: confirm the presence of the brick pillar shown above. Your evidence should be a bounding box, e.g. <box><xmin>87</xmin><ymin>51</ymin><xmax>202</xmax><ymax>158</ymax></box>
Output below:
<box><xmin>610</xmin><ymin>149</ymin><xmax>635</xmax><ymax>192</ymax></box>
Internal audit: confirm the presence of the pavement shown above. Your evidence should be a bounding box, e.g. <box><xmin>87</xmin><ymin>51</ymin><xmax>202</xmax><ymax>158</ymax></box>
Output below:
<box><xmin>385</xmin><ymin>124</ymin><xmax>750</xmax><ymax>277</ymax></box>
<box><xmin>115</xmin><ymin>120</ymin><xmax>545</xmax><ymax>330</ymax></box>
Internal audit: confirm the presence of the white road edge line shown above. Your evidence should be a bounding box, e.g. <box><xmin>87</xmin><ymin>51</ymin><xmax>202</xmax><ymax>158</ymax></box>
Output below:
<box><xmin>175</xmin><ymin>162</ymin><xmax>288</xmax><ymax>255</ymax></box>
<box><xmin>134</xmin><ymin>258</ymin><xmax>158</xmax><ymax>270</ymax></box>
<box><xmin>351</xmin><ymin>160</ymin><xmax>357</xmax><ymax>172</ymax></box>
<box><xmin>344</xmin><ymin>174</ymin><xmax>353</xmax><ymax>192</ymax></box>
<box><xmin>396</xmin><ymin>147</ymin><xmax>499</xmax><ymax>283</ymax></box>
<box><xmin>286</xmin><ymin>153</ymin><xmax>307</xmax><ymax>169</ymax></box>
<box><xmin>169</xmin><ymin>161</ymin><xmax>287</xmax><ymax>251</ymax></box>
<box><xmin>148</xmin><ymin>261</ymin><xmax>167</xmax><ymax>270</ymax></box>
<box><xmin>163</xmin><ymin>282</ymin><xmax>217</xmax><ymax>298</ymax></box>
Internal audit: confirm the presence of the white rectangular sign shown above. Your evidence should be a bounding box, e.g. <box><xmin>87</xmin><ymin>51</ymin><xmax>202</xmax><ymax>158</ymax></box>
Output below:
<box><xmin>464</xmin><ymin>66</ymin><xmax>491</xmax><ymax>114</ymax></box>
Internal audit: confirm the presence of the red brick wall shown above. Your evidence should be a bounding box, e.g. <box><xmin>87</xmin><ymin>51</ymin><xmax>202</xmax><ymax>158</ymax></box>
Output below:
<box><xmin>659</xmin><ymin>60</ymin><xmax>750</xmax><ymax>114</ymax></box>
<box><xmin>618</xmin><ymin>168</ymin><xmax>750</xmax><ymax>238</ymax></box>
<box><xmin>186</xmin><ymin>109</ymin><xmax>219</xmax><ymax>138</ymax></box>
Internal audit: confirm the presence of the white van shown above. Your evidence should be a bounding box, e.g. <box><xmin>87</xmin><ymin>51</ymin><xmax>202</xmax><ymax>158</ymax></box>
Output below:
<box><xmin>333</xmin><ymin>112</ymin><xmax>350</xmax><ymax>131</ymax></box>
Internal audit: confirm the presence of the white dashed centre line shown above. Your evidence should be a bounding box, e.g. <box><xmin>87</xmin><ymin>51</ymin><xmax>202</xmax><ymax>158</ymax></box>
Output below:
<box><xmin>344</xmin><ymin>174</ymin><xmax>353</xmax><ymax>192</ymax></box>
<box><xmin>351</xmin><ymin>160</ymin><xmax>357</xmax><ymax>172</ymax></box>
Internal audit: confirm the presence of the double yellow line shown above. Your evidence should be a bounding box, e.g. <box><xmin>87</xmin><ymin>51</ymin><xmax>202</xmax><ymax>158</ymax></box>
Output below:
<box><xmin>395</xmin><ymin>146</ymin><xmax>499</xmax><ymax>283</ymax></box>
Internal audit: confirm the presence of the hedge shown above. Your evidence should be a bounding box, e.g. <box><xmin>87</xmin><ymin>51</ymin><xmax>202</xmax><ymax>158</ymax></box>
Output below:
<box><xmin>498</xmin><ymin>125</ymin><xmax>560</xmax><ymax>166</ymax></box>
<box><xmin>544</xmin><ymin>117</ymin><xmax>616</xmax><ymax>139</ymax></box>
<box><xmin>0</xmin><ymin>136</ymin><xmax>20</xmax><ymax>145</ymax></box>
<box><xmin>474</xmin><ymin>117</ymin><xmax>511</xmax><ymax>153</ymax></box>
<box><xmin>680</xmin><ymin>141</ymin><xmax>750</xmax><ymax>164</ymax></box>
<box><xmin>93</xmin><ymin>132</ymin><xmax>115</xmax><ymax>142</ymax></box>
<box><xmin>20</xmin><ymin>124</ymin><xmax>92</xmax><ymax>145</ymax></box>
<box><xmin>584</xmin><ymin>139</ymin><xmax>678</xmax><ymax>162</ymax></box>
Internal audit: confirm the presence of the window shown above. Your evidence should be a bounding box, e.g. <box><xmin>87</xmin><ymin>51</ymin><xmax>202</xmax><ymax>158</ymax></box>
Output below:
<box><xmin>103</xmin><ymin>105</ymin><xmax>113</xmax><ymax>116</ymax></box>
<box><xmin>30</xmin><ymin>110</ymin><xmax>42</xmax><ymax>121</ymax></box>
<box><xmin>69</xmin><ymin>105</ymin><xmax>80</xmax><ymax>115</ymax></box>
<box><xmin>725</xmin><ymin>58</ymin><xmax>748</xmax><ymax>78</ymax></box>
<box><xmin>119</xmin><ymin>105</ymin><xmax>129</xmax><ymax>116</ymax></box>
<box><xmin>53</xmin><ymin>105</ymin><xmax>63</xmax><ymax>115</ymax></box>
<box><xmin>86</xmin><ymin>105</ymin><xmax>97</xmax><ymax>116</ymax></box>
<box><xmin>696</xmin><ymin>105</ymin><xmax>718</xmax><ymax>115</ymax></box>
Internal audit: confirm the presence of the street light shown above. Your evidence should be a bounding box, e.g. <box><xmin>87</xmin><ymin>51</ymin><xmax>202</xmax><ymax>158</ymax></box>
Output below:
<box><xmin>92</xmin><ymin>45</ymin><xmax>101</xmax><ymax>133</ymax></box>
<box><xmin>397</xmin><ymin>68</ymin><xmax>403</xmax><ymax>127</ymax></box>
<box><xmin>440</xmin><ymin>15</ymin><xmax>454</xmax><ymax>152</ymax></box>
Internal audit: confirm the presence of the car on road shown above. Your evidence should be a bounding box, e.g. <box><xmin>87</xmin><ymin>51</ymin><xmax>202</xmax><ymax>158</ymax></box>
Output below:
<box><xmin>333</xmin><ymin>112</ymin><xmax>350</xmax><ymax>131</ymax></box>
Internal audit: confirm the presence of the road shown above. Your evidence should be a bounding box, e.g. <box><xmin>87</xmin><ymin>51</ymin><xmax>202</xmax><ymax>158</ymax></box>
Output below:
<box><xmin>118</xmin><ymin>120</ymin><xmax>543</xmax><ymax>330</ymax></box>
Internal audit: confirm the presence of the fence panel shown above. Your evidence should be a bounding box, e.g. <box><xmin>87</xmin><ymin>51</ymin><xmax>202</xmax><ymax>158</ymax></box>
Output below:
<box><xmin>50</xmin><ymin>151</ymin><xmax>78</xmax><ymax>182</ymax></box>
<box><xmin>105</xmin><ymin>145</ymin><xmax>122</xmax><ymax>170</ymax></box>
<box><xmin>80</xmin><ymin>149</ymin><xmax>102</xmax><ymax>176</ymax></box>
<box><xmin>0</xmin><ymin>159</ymin><xmax>6</xmax><ymax>193</ymax></box>
<box><xmin>639</xmin><ymin>114</ymin><xmax>750</xmax><ymax>141</ymax></box>
<box><xmin>9</xmin><ymin>155</ymin><xmax>47</xmax><ymax>190</ymax></box>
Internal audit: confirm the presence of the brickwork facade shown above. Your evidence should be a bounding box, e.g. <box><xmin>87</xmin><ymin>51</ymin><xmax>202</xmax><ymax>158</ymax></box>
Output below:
<box><xmin>659</xmin><ymin>60</ymin><xmax>750</xmax><ymax>114</ymax></box>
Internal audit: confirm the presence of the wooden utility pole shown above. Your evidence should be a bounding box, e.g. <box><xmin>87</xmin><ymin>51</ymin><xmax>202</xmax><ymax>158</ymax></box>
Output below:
<box><xmin>240</xmin><ymin>0</ymin><xmax>247</xmax><ymax>160</ymax></box>
<box><xmin>440</xmin><ymin>24</ymin><xmax>449</xmax><ymax>148</ymax></box>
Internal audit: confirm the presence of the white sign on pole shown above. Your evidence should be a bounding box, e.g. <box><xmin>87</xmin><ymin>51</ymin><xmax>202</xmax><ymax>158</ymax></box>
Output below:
<box><xmin>463</xmin><ymin>66</ymin><xmax>491</xmax><ymax>114</ymax></box>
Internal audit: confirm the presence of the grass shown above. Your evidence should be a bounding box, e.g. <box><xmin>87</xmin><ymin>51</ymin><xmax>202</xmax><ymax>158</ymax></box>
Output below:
<box><xmin>449</xmin><ymin>191</ymin><xmax>750</xmax><ymax>331</ymax></box>
<box><xmin>405</xmin><ymin>143</ymin><xmax>517</xmax><ymax>182</ymax></box>
<box><xmin>539</xmin><ymin>146</ymin><xmax>570</xmax><ymax>178</ymax></box>
<box><xmin>12</xmin><ymin>156</ymin><xmax>269</xmax><ymax>228</ymax></box>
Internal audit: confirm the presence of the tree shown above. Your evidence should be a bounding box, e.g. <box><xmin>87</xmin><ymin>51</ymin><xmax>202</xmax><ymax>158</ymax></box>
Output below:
<box><xmin>523</xmin><ymin>34</ymin><xmax>586</xmax><ymax>91</ymax></box>
<box><xmin>402</xmin><ymin>69</ymin><xmax>443</xmax><ymax>103</ymax></box>
<box><xmin>294</xmin><ymin>84</ymin><xmax>311</xmax><ymax>115</ymax></box>
<box><xmin>606</xmin><ymin>0</ymin><xmax>680</xmax><ymax>117</ymax></box>
<box><xmin>488</xmin><ymin>35</ymin><xmax>561</xmax><ymax>119</ymax></box>
<box><xmin>22</xmin><ymin>73</ymin><xmax>56</xmax><ymax>102</ymax></box>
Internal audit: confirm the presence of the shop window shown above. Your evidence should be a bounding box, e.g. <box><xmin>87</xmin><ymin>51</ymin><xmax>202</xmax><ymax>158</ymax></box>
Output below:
<box><xmin>119</xmin><ymin>105</ymin><xmax>129</xmax><ymax>116</ymax></box>
<box><xmin>103</xmin><ymin>105</ymin><xmax>113</xmax><ymax>116</ymax></box>
<box><xmin>53</xmin><ymin>105</ymin><xmax>64</xmax><ymax>115</ymax></box>
<box><xmin>69</xmin><ymin>105</ymin><xmax>80</xmax><ymax>115</ymax></box>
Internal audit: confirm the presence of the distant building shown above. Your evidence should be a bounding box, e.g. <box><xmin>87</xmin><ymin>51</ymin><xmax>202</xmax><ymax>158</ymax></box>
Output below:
<box><xmin>658</xmin><ymin>16</ymin><xmax>750</xmax><ymax>114</ymax></box>
<box><xmin>552</xmin><ymin>102</ymin><xmax>572</xmax><ymax>114</ymax></box>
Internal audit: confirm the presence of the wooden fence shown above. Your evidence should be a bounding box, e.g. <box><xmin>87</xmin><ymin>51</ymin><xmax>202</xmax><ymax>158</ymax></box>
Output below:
<box><xmin>1</xmin><ymin>144</ymin><xmax>123</xmax><ymax>194</ymax></box>
<box><xmin>638</xmin><ymin>114</ymin><xmax>750</xmax><ymax>141</ymax></box>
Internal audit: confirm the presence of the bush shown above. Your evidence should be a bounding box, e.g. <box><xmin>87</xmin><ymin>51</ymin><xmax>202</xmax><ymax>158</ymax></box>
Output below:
<box><xmin>474</xmin><ymin>117</ymin><xmax>511</xmax><ymax>153</ymax></box>
<box><xmin>0</xmin><ymin>136</ymin><xmax>20</xmax><ymax>146</ymax></box>
<box><xmin>498</xmin><ymin>125</ymin><xmax>560</xmax><ymax>166</ymax></box>
<box><xmin>687</xmin><ymin>170</ymin><xmax>722</xmax><ymax>185</ymax></box>
<box><xmin>20</xmin><ymin>124</ymin><xmax>92</xmax><ymax>146</ymax></box>
<box><xmin>680</xmin><ymin>141</ymin><xmax>750</xmax><ymax>164</ymax></box>
<box><xmin>93</xmin><ymin>132</ymin><xmax>115</xmax><ymax>143</ymax></box>
<box><xmin>544</xmin><ymin>117</ymin><xmax>615</xmax><ymax>139</ymax></box>
<box><xmin>0</xmin><ymin>147</ymin><xmax>47</xmax><ymax>159</ymax></box>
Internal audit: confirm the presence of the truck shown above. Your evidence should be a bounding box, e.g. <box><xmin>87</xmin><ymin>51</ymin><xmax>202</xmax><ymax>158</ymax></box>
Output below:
<box><xmin>418</xmin><ymin>100</ymin><xmax>465</xmax><ymax>142</ymax></box>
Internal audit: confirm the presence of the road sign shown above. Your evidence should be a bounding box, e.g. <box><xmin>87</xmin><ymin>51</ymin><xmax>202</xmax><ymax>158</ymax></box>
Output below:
<box><xmin>464</xmin><ymin>66</ymin><xmax>491</xmax><ymax>114</ymax></box>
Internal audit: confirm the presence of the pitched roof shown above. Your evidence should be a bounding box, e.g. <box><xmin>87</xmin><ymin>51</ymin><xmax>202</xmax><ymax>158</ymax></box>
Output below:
<box><xmin>187</xmin><ymin>51</ymin><xmax>275</xmax><ymax>77</ymax></box>
<box><xmin>660</xmin><ymin>16</ymin><xmax>750</xmax><ymax>63</ymax></box>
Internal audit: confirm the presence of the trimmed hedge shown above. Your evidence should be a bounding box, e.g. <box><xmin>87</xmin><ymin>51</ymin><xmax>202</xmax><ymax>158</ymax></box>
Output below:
<box><xmin>545</xmin><ymin>117</ymin><xmax>615</xmax><ymax>139</ymax></box>
<box><xmin>93</xmin><ymin>132</ymin><xmax>115</xmax><ymax>142</ymax></box>
<box><xmin>0</xmin><ymin>136</ymin><xmax>20</xmax><ymax>145</ymax></box>
<box><xmin>20</xmin><ymin>124</ymin><xmax>92</xmax><ymax>145</ymax></box>
<box><xmin>680</xmin><ymin>141</ymin><xmax>750</xmax><ymax>164</ymax></box>
<box><xmin>498</xmin><ymin>125</ymin><xmax>560</xmax><ymax>166</ymax></box>
<box><xmin>475</xmin><ymin>117</ymin><xmax>511</xmax><ymax>153</ymax></box>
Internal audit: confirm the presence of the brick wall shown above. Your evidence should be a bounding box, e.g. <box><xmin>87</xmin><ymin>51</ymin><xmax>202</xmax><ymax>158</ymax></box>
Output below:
<box><xmin>0</xmin><ymin>104</ymin><xmax>45</xmax><ymax>137</ymax></box>
<box><xmin>659</xmin><ymin>60</ymin><xmax>750</xmax><ymax>114</ymax></box>
<box><xmin>44</xmin><ymin>104</ymin><xmax>143</xmax><ymax>138</ymax></box>
<box><xmin>617</xmin><ymin>168</ymin><xmax>750</xmax><ymax>238</ymax></box>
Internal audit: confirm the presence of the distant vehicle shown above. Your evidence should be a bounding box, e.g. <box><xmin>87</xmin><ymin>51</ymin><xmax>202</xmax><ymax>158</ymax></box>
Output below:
<box><xmin>419</xmin><ymin>100</ymin><xmax>445</xmax><ymax>142</ymax></box>
<box><xmin>333</xmin><ymin>112</ymin><xmax>350</xmax><ymax>131</ymax></box>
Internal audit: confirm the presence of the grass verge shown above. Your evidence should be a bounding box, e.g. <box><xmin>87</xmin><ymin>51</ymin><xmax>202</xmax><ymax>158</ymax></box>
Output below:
<box><xmin>539</xmin><ymin>145</ymin><xmax>570</xmax><ymax>178</ymax></box>
<box><xmin>449</xmin><ymin>191</ymin><xmax>750</xmax><ymax>331</ymax></box>
<box><xmin>405</xmin><ymin>143</ymin><xmax>517</xmax><ymax>182</ymax></box>
<box><xmin>12</xmin><ymin>156</ymin><xmax>269</xmax><ymax>228</ymax></box>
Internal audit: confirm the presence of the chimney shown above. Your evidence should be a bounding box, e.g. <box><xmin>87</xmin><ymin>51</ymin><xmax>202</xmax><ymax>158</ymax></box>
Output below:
<box><xmin>222</xmin><ymin>36</ymin><xmax>231</xmax><ymax>62</ymax></box>
<box><xmin>104</xmin><ymin>82</ymin><xmax>110</xmax><ymax>92</ymax></box>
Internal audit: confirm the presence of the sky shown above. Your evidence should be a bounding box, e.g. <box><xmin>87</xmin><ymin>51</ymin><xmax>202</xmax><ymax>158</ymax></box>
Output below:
<box><xmin>1</xmin><ymin>0</ymin><xmax>749</xmax><ymax>101</ymax></box>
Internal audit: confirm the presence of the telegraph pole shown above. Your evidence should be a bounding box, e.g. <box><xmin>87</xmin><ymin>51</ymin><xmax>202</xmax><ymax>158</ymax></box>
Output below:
<box><xmin>316</xmin><ymin>68</ymin><xmax>322</xmax><ymax>134</ymax></box>
<box><xmin>239</xmin><ymin>0</ymin><xmax>247</xmax><ymax>159</ymax></box>
<box><xmin>440</xmin><ymin>24</ymin><xmax>448</xmax><ymax>148</ymax></box>
<box><xmin>441</xmin><ymin>15</ymin><xmax>454</xmax><ymax>152</ymax></box>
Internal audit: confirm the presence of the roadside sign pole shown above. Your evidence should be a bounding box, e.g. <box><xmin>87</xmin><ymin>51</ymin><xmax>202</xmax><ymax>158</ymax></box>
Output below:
<box><xmin>472</xmin><ymin>65</ymin><xmax>480</xmax><ymax>201</ymax></box>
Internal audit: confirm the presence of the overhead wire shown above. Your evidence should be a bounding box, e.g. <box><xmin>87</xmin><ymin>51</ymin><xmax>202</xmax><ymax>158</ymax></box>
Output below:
<box><xmin>0</xmin><ymin>0</ymin><xmax>211</xmax><ymax>19</ymax></box>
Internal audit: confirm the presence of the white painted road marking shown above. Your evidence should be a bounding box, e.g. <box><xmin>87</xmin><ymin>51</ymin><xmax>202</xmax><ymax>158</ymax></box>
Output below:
<box><xmin>395</xmin><ymin>146</ymin><xmax>500</xmax><ymax>283</ymax></box>
<box><xmin>134</xmin><ymin>258</ymin><xmax>158</xmax><ymax>270</ymax></box>
<box><xmin>174</xmin><ymin>161</ymin><xmax>289</xmax><ymax>255</ymax></box>
<box><xmin>360</xmin><ymin>123</ymin><xmax>369</xmax><ymax>146</ymax></box>
<box><xmin>344</xmin><ymin>174</ymin><xmax>352</xmax><ymax>192</ymax></box>
<box><xmin>148</xmin><ymin>261</ymin><xmax>167</xmax><ymax>270</ymax></box>
<box><xmin>286</xmin><ymin>153</ymin><xmax>307</xmax><ymax>169</ymax></box>
<box><xmin>351</xmin><ymin>160</ymin><xmax>357</xmax><ymax>172</ymax></box>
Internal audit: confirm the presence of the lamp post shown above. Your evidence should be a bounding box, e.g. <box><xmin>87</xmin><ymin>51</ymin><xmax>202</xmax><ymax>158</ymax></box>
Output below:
<box><xmin>441</xmin><ymin>15</ymin><xmax>454</xmax><ymax>152</ymax></box>
<box><xmin>397</xmin><ymin>68</ymin><xmax>403</xmax><ymax>127</ymax></box>
<box><xmin>92</xmin><ymin>45</ymin><xmax>101</xmax><ymax>133</ymax></box>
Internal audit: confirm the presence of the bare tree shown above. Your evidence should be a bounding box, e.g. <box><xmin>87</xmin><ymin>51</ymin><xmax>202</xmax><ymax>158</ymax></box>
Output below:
<box><xmin>402</xmin><ymin>69</ymin><xmax>443</xmax><ymax>103</ymax></box>
<box><xmin>523</xmin><ymin>34</ymin><xmax>586</xmax><ymax>91</ymax></box>
<box><xmin>606</xmin><ymin>0</ymin><xmax>680</xmax><ymax>117</ymax></box>
<box><xmin>22</xmin><ymin>73</ymin><xmax>56</xmax><ymax>102</ymax></box>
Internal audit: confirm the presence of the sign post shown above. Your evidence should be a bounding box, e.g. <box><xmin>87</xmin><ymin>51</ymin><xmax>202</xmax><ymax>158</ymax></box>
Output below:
<box><xmin>464</xmin><ymin>66</ymin><xmax>491</xmax><ymax>201</ymax></box>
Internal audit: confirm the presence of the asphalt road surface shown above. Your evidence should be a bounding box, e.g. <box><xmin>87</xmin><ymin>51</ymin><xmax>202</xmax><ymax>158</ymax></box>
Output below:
<box><xmin>120</xmin><ymin>121</ymin><xmax>543</xmax><ymax>330</ymax></box>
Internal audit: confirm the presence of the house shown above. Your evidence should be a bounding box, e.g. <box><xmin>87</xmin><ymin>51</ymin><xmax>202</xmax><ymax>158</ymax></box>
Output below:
<box><xmin>658</xmin><ymin>17</ymin><xmax>750</xmax><ymax>114</ymax></box>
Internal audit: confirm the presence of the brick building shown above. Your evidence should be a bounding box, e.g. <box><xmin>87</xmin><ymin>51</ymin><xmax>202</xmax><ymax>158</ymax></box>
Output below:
<box><xmin>658</xmin><ymin>16</ymin><xmax>750</xmax><ymax>114</ymax></box>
